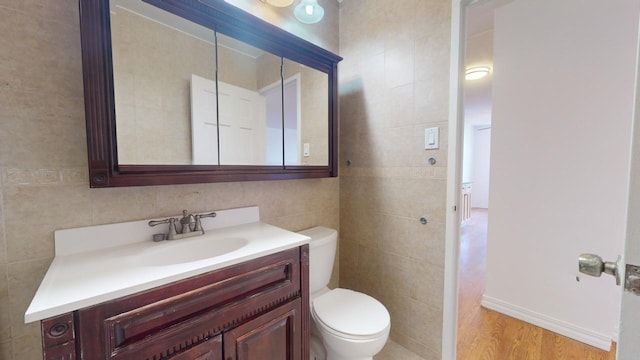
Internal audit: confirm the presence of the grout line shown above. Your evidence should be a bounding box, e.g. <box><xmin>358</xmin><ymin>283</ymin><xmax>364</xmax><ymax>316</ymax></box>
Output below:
<box><xmin>0</xmin><ymin>166</ymin><xmax>6</xmax><ymax>266</ymax></box>
<box><xmin>0</xmin><ymin>166</ymin><xmax>15</xmax><ymax>350</ymax></box>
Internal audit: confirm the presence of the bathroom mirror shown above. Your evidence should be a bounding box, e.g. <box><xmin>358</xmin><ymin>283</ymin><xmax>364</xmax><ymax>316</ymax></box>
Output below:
<box><xmin>79</xmin><ymin>0</ymin><xmax>341</xmax><ymax>187</ymax></box>
<box><xmin>110</xmin><ymin>0</ymin><xmax>217</xmax><ymax>165</ymax></box>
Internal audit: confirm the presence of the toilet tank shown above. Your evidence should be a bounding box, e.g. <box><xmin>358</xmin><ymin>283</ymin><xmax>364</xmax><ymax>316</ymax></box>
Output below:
<box><xmin>298</xmin><ymin>226</ymin><xmax>337</xmax><ymax>294</ymax></box>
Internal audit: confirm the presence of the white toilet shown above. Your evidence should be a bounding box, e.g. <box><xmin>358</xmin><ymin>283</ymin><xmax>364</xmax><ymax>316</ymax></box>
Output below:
<box><xmin>299</xmin><ymin>226</ymin><xmax>390</xmax><ymax>360</ymax></box>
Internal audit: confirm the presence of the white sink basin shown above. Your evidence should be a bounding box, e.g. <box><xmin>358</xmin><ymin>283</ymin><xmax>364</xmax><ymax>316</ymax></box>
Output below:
<box><xmin>141</xmin><ymin>236</ymin><xmax>249</xmax><ymax>266</ymax></box>
<box><xmin>25</xmin><ymin>207</ymin><xmax>314</xmax><ymax>324</ymax></box>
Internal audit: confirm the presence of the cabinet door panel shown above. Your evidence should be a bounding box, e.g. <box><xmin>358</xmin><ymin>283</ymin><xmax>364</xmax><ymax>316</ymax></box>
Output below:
<box><xmin>224</xmin><ymin>299</ymin><xmax>301</xmax><ymax>360</ymax></box>
<box><xmin>43</xmin><ymin>341</ymin><xmax>76</xmax><ymax>360</ymax></box>
<box><xmin>169</xmin><ymin>335</ymin><xmax>222</xmax><ymax>360</ymax></box>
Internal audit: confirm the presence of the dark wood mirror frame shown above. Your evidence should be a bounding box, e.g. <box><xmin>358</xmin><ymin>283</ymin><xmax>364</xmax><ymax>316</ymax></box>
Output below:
<box><xmin>79</xmin><ymin>0</ymin><xmax>342</xmax><ymax>187</ymax></box>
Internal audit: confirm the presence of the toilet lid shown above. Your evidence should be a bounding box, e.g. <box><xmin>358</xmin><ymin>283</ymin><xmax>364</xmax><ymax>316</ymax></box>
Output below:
<box><xmin>312</xmin><ymin>288</ymin><xmax>390</xmax><ymax>336</ymax></box>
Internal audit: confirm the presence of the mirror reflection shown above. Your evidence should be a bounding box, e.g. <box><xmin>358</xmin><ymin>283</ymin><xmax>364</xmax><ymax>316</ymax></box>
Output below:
<box><xmin>283</xmin><ymin>59</ymin><xmax>329</xmax><ymax>166</ymax></box>
<box><xmin>109</xmin><ymin>0</ymin><xmax>329</xmax><ymax>167</ymax></box>
<box><xmin>215</xmin><ymin>33</ymin><xmax>283</xmax><ymax>166</ymax></box>
<box><xmin>110</xmin><ymin>0</ymin><xmax>215</xmax><ymax>165</ymax></box>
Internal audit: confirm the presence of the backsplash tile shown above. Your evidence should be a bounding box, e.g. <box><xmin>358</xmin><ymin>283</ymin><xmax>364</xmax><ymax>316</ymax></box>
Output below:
<box><xmin>7</xmin><ymin>259</ymin><xmax>51</xmax><ymax>341</ymax></box>
<box><xmin>0</xmin><ymin>341</ymin><xmax>11</xmax><ymax>360</ymax></box>
<box><xmin>3</xmin><ymin>169</ymin><xmax>33</xmax><ymax>185</ymax></box>
<box><xmin>4</xmin><ymin>184</ymin><xmax>93</xmax><ymax>262</ymax></box>
<box><xmin>153</xmin><ymin>184</ymin><xmax>207</xmax><ymax>218</ymax></box>
<box><xmin>2</xmin><ymin>167</ymin><xmax>87</xmax><ymax>186</ymax></box>
<box><xmin>90</xmin><ymin>186</ymin><xmax>160</xmax><ymax>225</ymax></box>
<box><xmin>11</xmin><ymin>332</ymin><xmax>43</xmax><ymax>360</ymax></box>
<box><xmin>61</xmin><ymin>167</ymin><xmax>88</xmax><ymax>185</ymax></box>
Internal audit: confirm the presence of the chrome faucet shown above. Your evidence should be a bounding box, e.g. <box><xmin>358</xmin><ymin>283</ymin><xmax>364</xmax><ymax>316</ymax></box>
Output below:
<box><xmin>149</xmin><ymin>210</ymin><xmax>217</xmax><ymax>241</ymax></box>
<box><xmin>180</xmin><ymin>210</ymin><xmax>197</xmax><ymax>233</ymax></box>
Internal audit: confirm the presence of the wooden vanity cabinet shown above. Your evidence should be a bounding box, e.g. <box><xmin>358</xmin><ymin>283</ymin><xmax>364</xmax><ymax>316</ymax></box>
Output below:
<box><xmin>40</xmin><ymin>246</ymin><xmax>309</xmax><ymax>360</ymax></box>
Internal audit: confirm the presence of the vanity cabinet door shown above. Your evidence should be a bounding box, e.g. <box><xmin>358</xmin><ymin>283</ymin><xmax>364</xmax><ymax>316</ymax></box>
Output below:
<box><xmin>169</xmin><ymin>335</ymin><xmax>223</xmax><ymax>360</ymax></box>
<box><xmin>224</xmin><ymin>299</ymin><xmax>302</xmax><ymax>360</ymax></box>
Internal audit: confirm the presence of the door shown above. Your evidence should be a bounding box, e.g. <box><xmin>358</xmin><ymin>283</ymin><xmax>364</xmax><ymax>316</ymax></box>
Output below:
<box><xmin>444</xmin><ymin>0</ymin><xmax>640</xmax><ymax>359</ymax></box>
<box><xmin>169</xmin><ymin>335</ymin><xmax>223</xmax><ymax>360</ymax></box>
<box><xmin>218</xmin><ymin>81</ymin><xmax>267</xmax><ymax>165</ymax></box>
<box><xmin>580</xmin><ymin>19</ymin><xmax>640</xmax><ymax>353</ymax></box>
<box><xmin>261</xmin><ymin>75</ymin><xmax>301</xmax><ymax>166</ymax></box>
<box><xmin>191</xmin><ymin>74</ymin><xmax>219</xmax><ymax>165</ymax></box>
<box><xmin>223</xmin><ymin>299</ymin><xmax>301</xmax><ymax>360</ymax></box>
<box><xmin>610</xmin><ymin>18</ymin><xmax>640</xmax><ymax>358</ymax></box>
<box><xmin>191</xmin><ymin>75</ymin><xmax>267</xmax><ymax>165</ymax></box>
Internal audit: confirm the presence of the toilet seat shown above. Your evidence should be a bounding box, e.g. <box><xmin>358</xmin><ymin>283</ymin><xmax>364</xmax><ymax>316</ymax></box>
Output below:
<box><xmin>311</xmin><ymin>288</ymin><xmax>390</xmax><ymax>340</ymax></box>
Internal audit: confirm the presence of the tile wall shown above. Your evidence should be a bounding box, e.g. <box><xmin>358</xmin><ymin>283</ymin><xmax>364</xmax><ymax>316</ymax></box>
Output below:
<box><xmin>338</xmin><ymin>1</ymin><xmax>451</xmax><ymax>359</ymax></box>
<box><xmin>0</xmin><ymin>1</ymin><xmax>339</xmax><ymax>359</ymax></box>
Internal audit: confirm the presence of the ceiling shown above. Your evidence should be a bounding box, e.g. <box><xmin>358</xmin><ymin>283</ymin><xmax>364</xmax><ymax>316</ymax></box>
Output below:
<box><xmin>464</xmin><ymin>0</ymin><xmax>514</xmax><ymax>126</ymax></box>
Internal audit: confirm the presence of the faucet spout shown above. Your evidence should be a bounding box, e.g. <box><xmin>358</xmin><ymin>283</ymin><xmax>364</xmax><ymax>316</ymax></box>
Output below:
<box><xmin>179</xmin><ymin>210</ymin><xmax>197</xmax><ymax>233</ymax></box>
<box><xmin>148</xmin><ymin>210</ymin><xmax>216</xmax><ymax>241</ymax></box>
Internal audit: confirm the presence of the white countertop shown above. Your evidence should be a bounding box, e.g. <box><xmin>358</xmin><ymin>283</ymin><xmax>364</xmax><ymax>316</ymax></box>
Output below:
<box><xmin>25</xmin><ymin>207</ymin><xmax>310</xmax><ymax>323</ymax></box>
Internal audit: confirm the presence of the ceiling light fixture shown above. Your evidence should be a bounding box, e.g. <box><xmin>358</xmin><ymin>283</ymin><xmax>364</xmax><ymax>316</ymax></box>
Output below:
<box><xmin>294</xmin><ymin>0</ymin><xmax>324</xmax><ymax>24</ymax></box>
<box><xmin>261</xmin><ymin>0</ymin><xmax>295</xmax><ymax>7</ymax></box>
<box><xmin>465</xmin><ymin>66</ymin><xmax>491</xmax><ymax>80</ymax></box>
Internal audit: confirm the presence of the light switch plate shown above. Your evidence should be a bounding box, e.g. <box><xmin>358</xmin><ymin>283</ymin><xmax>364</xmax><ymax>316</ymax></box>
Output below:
<box><xmin>303</xmin><ymin>143</ymin><xmax>310</xmax><ymax>157</ymax></box>
<box><xmin>425</xmin><ymin>127</ymin><xmax>439</xmax><ymax>150</ymax></box>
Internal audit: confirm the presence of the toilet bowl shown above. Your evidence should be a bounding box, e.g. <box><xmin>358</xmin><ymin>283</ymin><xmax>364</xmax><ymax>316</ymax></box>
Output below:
<box><xmin>299</xmin><ymin>226</ymin><xmax>390</xmax><ymax>360</ymax></box>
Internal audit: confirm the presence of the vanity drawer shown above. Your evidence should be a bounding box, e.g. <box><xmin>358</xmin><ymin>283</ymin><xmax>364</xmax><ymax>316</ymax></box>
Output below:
<box><xmin>75</xmin><ymin>247</ymin><xmax>303</xmax><ymax>359</ymax></box>
<box><xmin>108</xmin><ymin>313</ymin><xmax>224</xmax><ymax>359</ymax></box>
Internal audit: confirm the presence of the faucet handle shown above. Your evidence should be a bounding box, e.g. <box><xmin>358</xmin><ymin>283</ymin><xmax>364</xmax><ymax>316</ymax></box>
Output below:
<box><xmin>199</xmin><ymin>211</ymin><xmax>217</xmax><ymax>219</ymax></box>
<box><xmin>148</xmin><ymin>217</ymin><xmax>179</xmax><ymax>240</ymax></box>
<box><xmin>167</xmin><ymin>218</ymin><xmax>178</xmax><ymax>238</ymax></box>
<box><xmin>149</xmin><ymin>218</ymin><xmax>170</xmax><ymax>227</ymax></box>
<box><xmin>194</xmin><ymin>212</ymin><xmax>216</xmax><ymax>232</ymax></box>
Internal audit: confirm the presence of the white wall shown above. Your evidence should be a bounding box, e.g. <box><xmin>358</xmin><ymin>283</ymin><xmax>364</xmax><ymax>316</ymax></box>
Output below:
<box><xmin>462</xmin><ymin>125</ymin><xmax>491</xmax><ymax>208</ymax></box>
<box><xmin>462</xmin><ymin>124</ymin><xmax>475</xmax><ymax>183</ymax></box>
<box><xmin>471</xmin><ymin>127</ymin><xmax>491</xmax><ymax>208</ymax></box>
<box><xmin>483</xmin><ymin>0</ymin><xmax>639</xmax><ymax>349</ymax></box>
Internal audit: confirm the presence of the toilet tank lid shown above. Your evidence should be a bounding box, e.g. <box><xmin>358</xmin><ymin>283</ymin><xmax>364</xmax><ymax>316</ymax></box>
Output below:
<box><xmin>298</xmin><ymin>226</ymin><xmax>337</xmax><ymax>245</ymax></box>
<box><xmin>312</xmin><ymin>288</ymin><xmax>390</xmax><ymax>336</ymax></box>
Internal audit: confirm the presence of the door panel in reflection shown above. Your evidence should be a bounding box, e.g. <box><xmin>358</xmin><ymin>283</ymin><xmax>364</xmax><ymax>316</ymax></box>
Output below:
<box><xmin>218</xmin><ymin>82</ymin><xmax>266</xmax><ymax>165</ymax></box>
<box><xmin>191</xmin><ymin>74</ymin><xmax>219</xmax><ymax>165</ymax></box>
<box><xmin>217</xmin><ymin>33</ymin><xmax>283</xmax><ymax>166</ymax></box>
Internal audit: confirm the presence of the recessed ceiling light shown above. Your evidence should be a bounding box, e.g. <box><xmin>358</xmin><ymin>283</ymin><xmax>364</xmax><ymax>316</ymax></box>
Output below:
<box><xmin>465</xmin><ymin>66</ymin><xmax>491</xmax><ymax>80</ymax></box>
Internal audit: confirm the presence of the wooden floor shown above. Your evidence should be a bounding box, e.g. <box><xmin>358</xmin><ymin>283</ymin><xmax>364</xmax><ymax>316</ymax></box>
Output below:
<box><xmin>456</xmin><ymin>209</ymin><xmax>617</xmax><ymax>360</ymax></box>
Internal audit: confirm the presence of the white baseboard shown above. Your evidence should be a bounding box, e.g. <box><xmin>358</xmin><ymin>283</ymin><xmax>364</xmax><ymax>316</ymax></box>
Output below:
<box><xmin>480</xmin><ymin>295</ymin><xmax>613</xmax><ymax>351</ymax></box>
